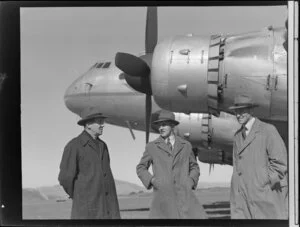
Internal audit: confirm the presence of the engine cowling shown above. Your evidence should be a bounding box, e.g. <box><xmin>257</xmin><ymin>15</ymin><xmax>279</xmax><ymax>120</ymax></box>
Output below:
<box><xmin>151</xmin><ymin>35</ymin><xmax>212</xmax><ymax>114</ymax></box>
<box><xmin>151</xmin><ymin>27</ymin><xmax>287</xmax><ymax>121</ymax></box>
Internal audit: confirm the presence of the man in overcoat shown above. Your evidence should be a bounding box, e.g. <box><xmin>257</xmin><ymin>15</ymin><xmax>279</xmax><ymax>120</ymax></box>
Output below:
<box><xmin>229</xmin><ymin>95</ymin><xmax>288</xmax><ymax>219</ymax></box>
<box><xmin>58</xmin><ymin>109</ymin><xmax>120</xmax><ymax>219</ymax></box>
<box><xmin>136</xmin><ymin>110</ymin><xmax>207</xmax><ymax>219</ymax></box>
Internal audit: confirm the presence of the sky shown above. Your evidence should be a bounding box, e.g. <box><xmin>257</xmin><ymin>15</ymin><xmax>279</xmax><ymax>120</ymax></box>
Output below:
<box><xmin>20</xmin><ymin>5</ymin><xmax>287</xmax><ymax>188</ymax></box>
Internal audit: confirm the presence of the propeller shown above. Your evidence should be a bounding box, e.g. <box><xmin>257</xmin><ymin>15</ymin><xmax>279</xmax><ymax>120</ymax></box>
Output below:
<box><xmin>115</xmin><ymin>53</ymin><xmax>150</xmax><ymax>77</ymax></box>
<box><xmin>145</xmin><ymin>7</ymin><xmax>157</xmax><ymax>54</ymax></box>
<box><xmin>115</xmin><ymin>7</ymin><xmax>157</xmax><ymax>144</ymax></box>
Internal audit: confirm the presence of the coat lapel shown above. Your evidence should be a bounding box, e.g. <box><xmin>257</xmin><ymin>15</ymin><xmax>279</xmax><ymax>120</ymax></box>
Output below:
<box><xmin>172</xmin><ymin>137</ymin><xmax>185</xmax><ymax>168</ymax></box>
<box><xmin>96</xmin><ymin>138</ymin><xmax>104</xmax><ymax>161</ymax></box>
<box><xmin>79</xmin><ymin>131</ymin><xmax>100</xmax><ymax>157</ymax></box>
<box><xmin>155</xmin><ymin>136</ymin><xmax>173</xmax><ymax>156</ymax></box>
<box><xmin>172</xmin><ymin>136</ymin><xmax>184</xmax><ymax>159</ymax></box>
<box><xmin>237</xmin><ymin>118</ymin><xmax>260</xmax><ymax>154</ymax></box>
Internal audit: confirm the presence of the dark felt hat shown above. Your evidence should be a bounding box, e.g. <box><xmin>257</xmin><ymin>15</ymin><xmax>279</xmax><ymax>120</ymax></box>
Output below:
<box><xmin>77</xmin><ymin>108</ymin><xmax>107</xmax><ymax>126</ymax></box>
<box><xmin>228</xmin><ymin>95</ymin><xmax>259</xmax><ymax>110</ymax></box>
<box><xmin>152</xmin><ymin>110</ymin><xmax>179</xmax><ymax>126</ymax></box>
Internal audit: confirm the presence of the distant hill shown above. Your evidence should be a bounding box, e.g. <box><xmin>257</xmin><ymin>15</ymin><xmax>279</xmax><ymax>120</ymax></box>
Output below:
<box><xmin>22</xmin><ymin>188</ymin><xmax>49</xmax><ymax>203</ymax></box>
<box><xmin>115</xmin><ymin>179</ymin><xmax>146</xmax><ymax>195</ymax></box>
<box><xmin>23</xmin><ymin>179</ymin><xmax>146</xmax><ymax>203</ymax></box>
<box><xmin>38</xmin><ymin>185</ymin><xmax>69</xmax><ymax>200</ymax></box>
<box><xmin>197</xmin><ymin>182</ymin><xmax>230</xmax><ymax>189</ymax></box>
<box><xmin>23</xmin><ymin>180</ymin><xmax>228</xmax><ymax>204</ymax></box>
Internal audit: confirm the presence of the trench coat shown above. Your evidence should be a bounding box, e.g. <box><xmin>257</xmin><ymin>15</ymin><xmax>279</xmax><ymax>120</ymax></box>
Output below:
<box><xmin>230</xmin><ymin>118</ymin><xmax>288</xmax><ymax>219</ymax></box>
<box><xmin>136</xmin><ymin>136</ymin><xmax>207</xmax><ymax>219</ymax></box>
<box><xmin>58</xmin><ymin>131</ymin><xmax>120</xmax><ymax>219</ymax></box>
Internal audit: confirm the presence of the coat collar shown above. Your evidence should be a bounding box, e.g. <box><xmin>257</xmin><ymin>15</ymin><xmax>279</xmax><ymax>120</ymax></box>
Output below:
<box><xmin>79</xmin><ymin>130</ymin><xmax>100</xmax><ymax>152</ymax></box>
<box><xmin>237</xmin><ymin>118</ymin><xmax>261</xmax><ymax>154</ymax></box>
<box><xmin>154</xmin><ymin>135</ymin><xmax>186</xmax><ymax>157</ymax></box>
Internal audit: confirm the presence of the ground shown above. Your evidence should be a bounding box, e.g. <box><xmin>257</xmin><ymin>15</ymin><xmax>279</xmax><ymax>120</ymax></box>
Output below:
<box><xmin>23</xmin><ymin>187</ymin><xmax>230</xmax><ymax>219</ymax></box>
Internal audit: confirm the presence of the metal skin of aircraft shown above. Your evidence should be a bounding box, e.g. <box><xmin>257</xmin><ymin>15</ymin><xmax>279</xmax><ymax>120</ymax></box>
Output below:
<box><xmin>113</xmin><ymin>7</ymin><xmax>288</xmax><ymax>145</ymax></box>
<box><xmin>64</xmin><ymin>7</ymin><xmax>288</xmax><ymax>167</ymax></box>
<box><xmin>64</xmin><ymin>58</ymin><xmax>239</xmax><ymax>166</ymax></box>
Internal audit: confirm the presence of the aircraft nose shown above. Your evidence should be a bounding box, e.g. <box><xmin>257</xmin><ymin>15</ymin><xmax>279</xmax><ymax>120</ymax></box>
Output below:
<box><xmin>64</xmin><ymin>73</ymin><xmax>88</xmax><ymax>114</ymax></box>
<box><xmin>64</xmin><ymin>75</ymin><xmax>82</xmax><ymax>98</ymax></box>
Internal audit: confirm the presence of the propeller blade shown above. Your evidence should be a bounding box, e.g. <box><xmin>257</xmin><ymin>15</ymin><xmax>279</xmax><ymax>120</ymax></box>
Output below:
<box><xmin>145</xmin><ymin>7</ymin><xmax>158</xmax><ymax>54</ymax></box>
<box><xmin>124</xmin><ymin>73</ymin><xmax>152</xmax><ymax>95</ymax></box>
<box><xmin>145</xmin><ymin>94</ymin><xmax>152</xmax><ymax>144</ymax></box>
<box><xmin>115</xmin><ymin>52</ymin><xmax>150</xmax><ymax>77</ymax></box>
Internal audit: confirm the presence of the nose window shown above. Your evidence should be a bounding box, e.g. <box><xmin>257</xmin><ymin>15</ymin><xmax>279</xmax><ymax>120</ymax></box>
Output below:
<box><xmin>103</xmin><ymin>62</ymin><xmax>111</xmax><ymax>68</ymax></box>
<box><xmin>96</xmin><ymin>63</ymin><xmax>104</xmax><ymax>68</ymax></box>
<box><xmin>90</xmin><ymin>63</ymin><xmax>97</xmax><ymax>69</ymax></box>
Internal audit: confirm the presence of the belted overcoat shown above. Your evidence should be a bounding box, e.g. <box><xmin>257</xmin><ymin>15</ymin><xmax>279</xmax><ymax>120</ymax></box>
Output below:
<box><xmin>58</xmin><ymin>131</ymin><xmax>120</xmax><ymax>219</ymax></box>
<box><xmin>136</xmin><ymin>136</ymin><xmax>207</xmax><ymax>219</ymax></box>
<box><xmin>230</xmin><ymin>118</ymin><xmax>288</xmax><ymax>219</ymax></box>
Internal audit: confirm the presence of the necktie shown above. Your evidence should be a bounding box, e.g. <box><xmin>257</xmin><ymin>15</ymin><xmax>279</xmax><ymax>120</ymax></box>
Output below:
<box><xmin>241</xmin><ymin>125</ymin><xmax>247</xmax><ymax>140</ymax></box>
<box><xmin>167</xmin><ymin>138</ymin><xmax>173</xmax><ymax>151</ymax></box>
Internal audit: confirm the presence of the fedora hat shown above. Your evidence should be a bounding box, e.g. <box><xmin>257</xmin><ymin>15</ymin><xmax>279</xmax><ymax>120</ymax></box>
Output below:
<box><xmin>77</xmin><ymin>107</ymin><xmax>107</xmax><ymax>126</ymax></box>
<box><xmin>152</xmin><ymin>110</ymin><xmax>179</xmax><ymax>126</ymax></box>
<box><xmin>228</xmin><ymin>95</ymin><xmax>259</xmax><ymax>110</ymax></box>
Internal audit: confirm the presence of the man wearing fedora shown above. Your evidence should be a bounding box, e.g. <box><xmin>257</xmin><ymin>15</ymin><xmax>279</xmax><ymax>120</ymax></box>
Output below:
<box><xmin>229</xmin><ymin>95</ymin><xmax>288</xmax><ymax>219</ymax></box>
<box><xmin>58</xmin><ymin>109</ymin><xmax>120</xmax><ymax>219</ymax></box>
<box><xmin>136</xmin><ymin>110</ymin><xmax>207</xmax><ymax>219</ymax></box>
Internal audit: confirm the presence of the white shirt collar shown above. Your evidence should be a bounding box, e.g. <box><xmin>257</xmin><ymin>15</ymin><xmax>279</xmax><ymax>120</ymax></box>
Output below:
<box><xmin>244</xmin><ymin>117</ymin><xmax>255</xmax><ymax>135</ymax></box>
<box><xmin>164</xmin><ymin>134</ymin><xmax>175</xmax><ymax>146</ymax></box>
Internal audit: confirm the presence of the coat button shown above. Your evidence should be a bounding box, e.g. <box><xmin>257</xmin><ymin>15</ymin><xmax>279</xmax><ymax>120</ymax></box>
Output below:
<box><xmin>238</xmin><ymin>156</ymin><xmax>242</xmax><ymax>160</ymax></box>
<box><xmin>105</xmin><ymin>192</ymin><xmax>109</xmax><ymax>196</ymax></box>
<box><xmin>238</xmin><ymin>172</ymin><xmax>242</xmax><ymax>176</ymax></box>
<box><xmin>104</xmin><ymin>173</ymin><xmax>106</xmax><ymax>177</ymax></box>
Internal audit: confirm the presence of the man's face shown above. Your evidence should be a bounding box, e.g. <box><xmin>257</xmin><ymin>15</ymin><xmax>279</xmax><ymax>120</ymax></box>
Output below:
<box><xmin>87</xmin><ymin>118</ymin><xmax>105</xmax><ymax>136</ymax></box>
<box><xmin>157</xmin><ymin>121</ymin><xmax>174</xmax><ymax>138</ymax></box>
<box><xmin>234</xmin><ymin>107</ymin><xmax>253</xmax><ymax>125</ymax></box>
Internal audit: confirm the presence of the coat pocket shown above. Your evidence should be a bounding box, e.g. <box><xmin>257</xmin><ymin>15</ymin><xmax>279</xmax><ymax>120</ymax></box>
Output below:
<box><xmin>255</xmin><ymin>166</ymin><xmax>270</xmax><ymax>190</ymax></box>
<box><xmin>152</xmin><ymin>178</ymin><xmax>162</xmax><ymax>190</ymax></box>
<box><xmin>261</xmin><ymin>167</ymin><xmax>271</xmax><ymax>187</ymax></box>
<box><xmin>184</xmin><ymin>177</ymin><xmax>194</xmax><ymax>190</ymax></box>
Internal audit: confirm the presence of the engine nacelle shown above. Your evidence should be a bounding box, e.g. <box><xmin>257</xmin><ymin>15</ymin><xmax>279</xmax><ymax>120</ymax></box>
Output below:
<box><xmin>151</xmin><ymin>35</ymin><xmax>211</xmax><ymax>114</ymax></box>
<box><xmin>151</xmin><ymin>27</ymin><xmax>287</xmax><ymax>122</ymax></box>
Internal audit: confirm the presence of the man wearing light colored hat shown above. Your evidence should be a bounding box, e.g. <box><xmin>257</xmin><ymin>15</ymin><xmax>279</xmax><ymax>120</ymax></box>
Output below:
<box><xmin>58</xmin><ymin>108</ymin><xmax>120</xmax><ymax>219</ymax></box>
<box><xmin>136</xmin><ymin>110</ymin><xmax>207</xmax><ymax>219</ymax></box>
<box><xmin>229</xmin><ymin>95</ymin><xmax>288</xmax><ymax>219</ymax></box>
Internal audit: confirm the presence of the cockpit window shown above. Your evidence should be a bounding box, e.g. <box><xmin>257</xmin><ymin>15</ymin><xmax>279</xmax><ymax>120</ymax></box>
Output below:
<box><xmin>103</xmin><ymin>62</ymin><xmax>111</xmax><ymax>68</ymax></box>
<box><xmin>96</xmin><ymin>63</ymin><xmax>104</xmax><ymax>68</ymax></box>
<box><xmin>90</xmin><ymin>63</ymin><xmax>97</xmax><ymax>69</ymax></box>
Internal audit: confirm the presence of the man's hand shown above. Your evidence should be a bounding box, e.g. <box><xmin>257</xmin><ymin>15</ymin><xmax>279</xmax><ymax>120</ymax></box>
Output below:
<box><xmin>188</xmin><ymin>177</ymin><xmax>195</xmax><ymax>190</ymax></box>
<box><xmin>151</xmin><ymin>177</ymin><xmax>159</xmax><ymax>190</ymax></box>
